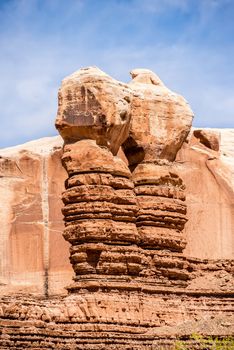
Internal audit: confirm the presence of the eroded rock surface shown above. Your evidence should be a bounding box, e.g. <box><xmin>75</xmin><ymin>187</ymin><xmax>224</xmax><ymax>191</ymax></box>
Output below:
<box><xmin>0</xmin><ymin>137</ymin><xmax>73</xmax><ymax>296</ymax></box>
<box><xmin>55</xmin><ymin>67</ymin><xmax>133</xmax><ymax>155</ymax></box>
<box><xmin>124</xmin><ymin>68</ymin><xmax>193</xmax><ymax>164</ymax></box>
<box><xmin>55</xmin><ymin>67</ymin><xmax>193</xmax><ymax>291</ymax></box>
<box><xmin>0</xmin><ymin>67</ymin><xmax>233</xmax><ymax>349</ymax></box>
<box><xmin>176</xmin><ymin>128</ymin><xmax>234</xmax><ymax>259</ymax></box>
<box><xmin>193</xmin><ymin>128</ymin><xmax>220</xmax><ymax>151</ymax></box>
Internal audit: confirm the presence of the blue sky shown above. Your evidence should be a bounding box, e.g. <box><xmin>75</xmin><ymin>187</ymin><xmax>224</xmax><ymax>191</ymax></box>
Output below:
<box><xmin>0</xmin><ymin>0</ymin><xmax>233</xmax><ymax>148</ymax></box>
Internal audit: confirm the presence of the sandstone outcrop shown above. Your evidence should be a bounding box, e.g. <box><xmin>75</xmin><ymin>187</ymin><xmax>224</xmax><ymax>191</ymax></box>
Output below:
<box><xmin>0</xmin><ymin>137</ymin><xmax>73</xmax><ymax>296</ymax></box>
<box><xmin>61</xmin><ymin>139</ymin><xmax>141</xmax><ymax>290</ymax></box>
<box><xmin>126</xmin><ymin>68</ymin><xmax>193</xmax><ymax>163</ymax></box>
<box><xmin>125</xmin><ymin>69</ymin><xmax>192</xmax><ymax>287</ymax></box>
<box><xmin>55</xmin><ymin>67</ymin><xmax>132</xmax><ymax>155</ymax></box>
<box><xmin>193</xmin><ymin>128</ymin><xmax>220</xmax><ymax>151</ymax></box>
<box><xmin>1</xmin><ymin>129</ymin><xmax>232</xmax><ymax>296</ymax></box>
<box><xmin>55</xmin><ymin>67</ymin><xmax>194</xmax><ymax>291</ymax></box>
<box><xmin>0</xmin><ymin>67</ymin><xmax>233</xmax><ymax>349</ymax></box>
<box><xmin>177</xmin><ymin>128</ymin><xmax>234</xmax><ymax>259</ymax></box>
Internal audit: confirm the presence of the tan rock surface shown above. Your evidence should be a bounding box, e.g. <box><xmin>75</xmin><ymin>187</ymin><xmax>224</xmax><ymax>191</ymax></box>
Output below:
<box><xmin>193</xmin><ymin>128</ymin><xmax>220</xmax><ymax>151</ymax></box>
<box><xmin>123</xmin><ymin>68</ymin><xmax>193</xmax><ymax>164</ymax></box>
<box><xmin>176</xmin><ymin>128</ymin><xmax>234</xmax><ymax>259</ymax></box>
<box><xmin>1</xmin><ymin>129</ymin><xmax>232</xmax><ymax>296</ymax></box>
<box><xmin>0</xmin><ymin>287</ymin><xmax>233</xmax><ymax>349</ymax></box>
<box><xmin>0</xmin><ymin>137</ymin><xmax>72</xmax><ymax>296</ymax></box>
<box><xmin>0</xmin><ymin>66</ymin><xmax>233</xmax><ymax>349</ymax></box>
<box><xmin>55</xmin><ymin>67</ymin><xmax>194</xmax><ymax>290</ymax></box>
<box><xmin>55</xmin><ymin>66</ymin><xmax>133</xmax><ymax>155</ymax></box>
<box><xmin>0</xmin><ymin>69</ymin><xmax>233</xmax><ymax>296</ymax></box>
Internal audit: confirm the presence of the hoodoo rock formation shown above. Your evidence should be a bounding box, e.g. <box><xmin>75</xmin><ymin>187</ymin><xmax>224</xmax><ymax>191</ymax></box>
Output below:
<box><xmin>55</xmin><ymin>67</ymin><xmax>194</xmax><ymax>292</ymax></box>
<box><xmin>125</xmin><ymin>69</ymin><xmax>193</xmax><ymax>288</ymax></box>
<box><xmin>0</xmin><ymin>67</ymin><xmax>233</xmax><ymax>349</ymax></box>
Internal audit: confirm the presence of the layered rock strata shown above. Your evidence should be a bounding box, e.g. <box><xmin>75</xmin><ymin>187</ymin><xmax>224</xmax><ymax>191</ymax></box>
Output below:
<box><xmin>0</xmin><ymin>284</ymin><xmax>233</xmax><ymax>349</ymax></box>
<box><xmin>123</xmin><ymin>69</ymin><xmax>192</xmax><ymax>288</ymax></box>
<box><xmin>61</xmin><ymin>140</ymin><xmax>142</xmax><ymax>290</ymax></box>
<box><xmin>55</xmin><ymin>66</ymin><xmax>133</xmax><ymax>155</ymax></box>
<box><xmin>0</xmin><ymin>129</ymin><xmax>233</xmax><ymax>296</ymax></box>
<box><xmin>55</xmin><ymin>67</ymin><xmax>143</xmax><ymax>291</ymax></box>
<box><xmin>55</xmin><ymin>67</ymin><xmax>193</xmax><ymax>291</ymax></box>
<box><xmin>0</xmin><ymin>67</ymin><xmax>233</xmax><ymax>349</ymax></box>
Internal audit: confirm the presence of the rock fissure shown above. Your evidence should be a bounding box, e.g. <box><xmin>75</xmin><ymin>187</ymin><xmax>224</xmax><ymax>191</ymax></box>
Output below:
<box><xmin>41</xmin><ymin>156</ymin><xmax>50</xmax><ymax>298</ymax></box>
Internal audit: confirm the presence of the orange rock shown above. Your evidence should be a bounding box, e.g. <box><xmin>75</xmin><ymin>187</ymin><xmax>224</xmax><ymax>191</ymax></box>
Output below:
<box><xmin>0</xmin><ymin>137</ymin><xmax>72</xmax><ymax>296</ymax></box>
<box><xmin>193</xmin><ymin>128</ymin><xmax>220</xmax><ymax>151</ymax></box>
<box><xmin>123</xmin><ymin>68</ymin><xmax>193</xmax><ymax>164</ymax></box>
<box><xmin>0</xmin><ymin>67</ymin><xmax>233</xmax><ymax>349</ymax></box>
<box><xmin>55</xmin><ymin>67</ymin><xmax>133</xmax><ymax>155</ymax></box>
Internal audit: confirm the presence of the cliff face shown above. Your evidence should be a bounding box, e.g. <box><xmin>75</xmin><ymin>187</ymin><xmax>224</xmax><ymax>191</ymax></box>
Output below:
<box><xmin>177</xmin><ymin>128</ymin><xmax>234</xmax><ymax>259</ymax></box>
<box><xmin>0</xmin><ymin>137</ymin><xmax>72</xmax><ymax>296</ymax></box>
<box><xmin>0</xmin><ymin>67</ymin><xmax>233</xmax><ymax>349</ymax></box>
<box><xmin>0</xmin><ymin>129</ymin><xmax>233</xmax><ymax>296</ymax></box>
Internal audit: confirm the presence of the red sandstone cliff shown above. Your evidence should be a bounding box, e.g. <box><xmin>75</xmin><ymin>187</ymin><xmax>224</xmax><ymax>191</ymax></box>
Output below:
<box><xmin>0</xmin><ymin>129</ymin><xmax>233</xmax><ymax>297</ymax></box>
<box><xmin>0</xmin><ymin>67</ymin><xmax>233</xmax><ymax>349</ymax></box>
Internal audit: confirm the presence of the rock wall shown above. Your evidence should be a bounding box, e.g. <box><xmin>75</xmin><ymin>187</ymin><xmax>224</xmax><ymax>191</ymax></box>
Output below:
<box><xmin>0</xmin><ymin>137</ymin><xmax>73</xmax><ymax>296</ymax></box>
<box><xmin>0</xmin><ymin>292</ymin><xmax>233</xmax><ymax>349</ymax></box>
<box><xmin>0</xmin><ymin>66</ymin><xmax>233</xmax><ymax>349</ymax></box>
<box><xmin>0</xmin><ymin>130</ymin><xmax>233</xmax><ymax>296</ymax></box>
<box><xmin>177</xmin><ymin>128</ymin><xmax>234</xmax><ymax>259</ymax></box>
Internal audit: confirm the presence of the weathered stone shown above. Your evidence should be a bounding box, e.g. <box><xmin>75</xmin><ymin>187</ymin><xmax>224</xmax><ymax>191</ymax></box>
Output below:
<box><xmin>133</xmin><ymin>163</ymin><xmax>187</xmax><ymax>253</ymax></box>
<box><xmin>0</xmin><ymin>137</ymin><xmax>72</xmax><ymax>296</ymax></box>
<box><xmin>55</xmin><ymin>67</ymin><xmax>192</xmax><ymax>289</ymax></box>
<box><xmin>55</xmin><ymin>66</ymin><xmax>133</xmax><ymax>155</ymax></box>
<box><xmin>0</xmin><ymin>67</ymin><xmax>233</xmax><ymax>350</ymax></box>
<box><xmin>58</xmin><ymin>136</ymin><xmax>139</xmax><ymax>282</ymax></box>
<box><xmin>176</xmin><ymin>128</ymin><xmax>234</xmax><ymax>259</ymax></box>
<box><xmin>193</xmin><ymin>128</ymin><xmax>220</xmax><ymax>151</ymax></box>
<box><xmin>61</xmin><ymin>139</ymin><xmax>131</xmax><ymax>177</ymax></box>
<box><xmin>122</xmin><ymin>68</ymin><xmax>194</xmax><ymax>164</ymax></box>
<box><xmin>1</xmin><ymin>130</ymin><xmax>232</xmax><ymax>297</ymax></box>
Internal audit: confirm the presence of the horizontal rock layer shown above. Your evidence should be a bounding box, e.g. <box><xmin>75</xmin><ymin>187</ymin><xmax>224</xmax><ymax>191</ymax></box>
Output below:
<box><xmin>0</xmin><ymin>288</ymin><xmax>233</xmax><ymax>349</ymax></box>
<box><xmin>0</xmin><ymin>129</ymin><xmax>233</xmax><ymax>296</ymax></box>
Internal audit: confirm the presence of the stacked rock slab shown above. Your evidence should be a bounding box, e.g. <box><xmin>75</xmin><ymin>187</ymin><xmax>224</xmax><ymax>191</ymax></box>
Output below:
<box><xmin>123</xmin><ymin>69</ymin><xmax>193</xmax><ymax>287</ymax></box>
<box><xmin>0</xmin><ymin>67</ymin><xmax>234</xmax><ymax>349</ymax></box>
<box><xmin>61</xmin><ymin>140</ymin><xmax>143</xmax><ymax>289</ymax></box>
<box><xmin>56</xmin><ymin>67</ymin><xmax>143</xmax><ymax>290</ymax></box>
<box><xmin>56</xmin><ymin>67</ymin><xmax>193</xmax><ymax>291</ymax></box>
<box><xmin>131</xmin><ymin>162</ymin><xmax>190</xmax><ymax>287</ymax></box>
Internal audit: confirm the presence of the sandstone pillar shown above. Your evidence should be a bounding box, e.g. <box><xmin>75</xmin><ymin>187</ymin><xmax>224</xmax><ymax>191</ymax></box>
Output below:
<box><xmin>55</xmin><ymin>67</ymin><xmax>142</xmax><ymax>291</ymax></box>
<box><xmin>55</xmin><ymin>66</ymin><xmax>194</xmax><ymax>291</ymax></box>
<box><xmin>122</xmin><ymin>69</ymin><xmax>194</xmax><ymax>287</ymax></box>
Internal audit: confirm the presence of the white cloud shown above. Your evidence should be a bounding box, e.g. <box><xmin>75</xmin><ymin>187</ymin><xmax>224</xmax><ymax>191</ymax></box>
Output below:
<box><xmin>97</xmin><ymin>42</ymin><xmax>234</xmax><ymax>128</ymax></box>
<box><xmin>132</xmin><ymin>0</ymin><xmax>190</xmax><ymax>13</ymax></box>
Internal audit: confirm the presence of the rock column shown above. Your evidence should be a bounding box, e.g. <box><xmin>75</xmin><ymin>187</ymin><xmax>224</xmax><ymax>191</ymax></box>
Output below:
<box><xmin>55</xmin><ymin>67</ymin><xmax>142</xmax><ymax>291</ymax></box>
<box><xmin>132</xmin><ymin>162</ymin><xmax>189</xmax><ymax>287</ymax></box>
<box><xmin>56</xmin><ymin>66</ymin><xmax>194</xmax><ymax>290</ymax></box>
<box><xmin>61</xmin><ymin>140</ymin><xmax>142</xmax><ymax>291</ymax></box>
<box><xmin>122</xmin><ymin>69</ymin><xmax>194</xmax><ymax>287</ymax></box>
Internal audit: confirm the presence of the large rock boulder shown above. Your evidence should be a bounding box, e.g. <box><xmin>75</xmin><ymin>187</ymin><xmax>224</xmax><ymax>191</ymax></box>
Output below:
<box><xmin>55</xmin><ymin>67</ymin><xmax>133</xmax><ymax>155</ymax></box>
<box><xmin>123</xmin><ymin>68</ymin><xmax>193</xmax><ymax>165</ymax></box>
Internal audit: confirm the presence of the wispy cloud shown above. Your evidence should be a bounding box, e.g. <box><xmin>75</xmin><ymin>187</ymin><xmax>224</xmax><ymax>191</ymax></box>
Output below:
<box><xmin>0</xmin><ymin>0</ymin><xmax>233</xmax><ymax>148</ymax></box>
<box><xmin>130</xmin><ymin>0</ymin><xmax>190</xmax><ymax>13</ymax></box>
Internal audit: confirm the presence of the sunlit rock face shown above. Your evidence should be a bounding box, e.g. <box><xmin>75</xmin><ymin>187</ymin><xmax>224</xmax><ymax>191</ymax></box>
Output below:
<box><xmin>0</xmin><ymin>68</ymin><xmax>233</xmax><ymax>350</ymax></box>
<box><xmin>61</xmin><ymin>140</ymin><xmax>141</xmax><ymax>289</ymax></box>
<box><xmin>55</xmin><ymin>66</ymin><xmax>194</xmax><ymax>290</ymax></box>
<box><xmin>55</xmin><ymin>67</ymin><xmax>133</xmax><ymax>155</ymax></box>
<box><xmin>55</xmin><ymin>66</ymin><xmax>194</xmax><ymax>161</ymax></box>
<box><xmin>124</xmin><ymin>68</ymin><xmax>194</xmax><ymax>164</ymax></box>
<box><xmin>0</xmin><ymin>130</ymin><xmax>233</xmax><ymax>297</ymax></box>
